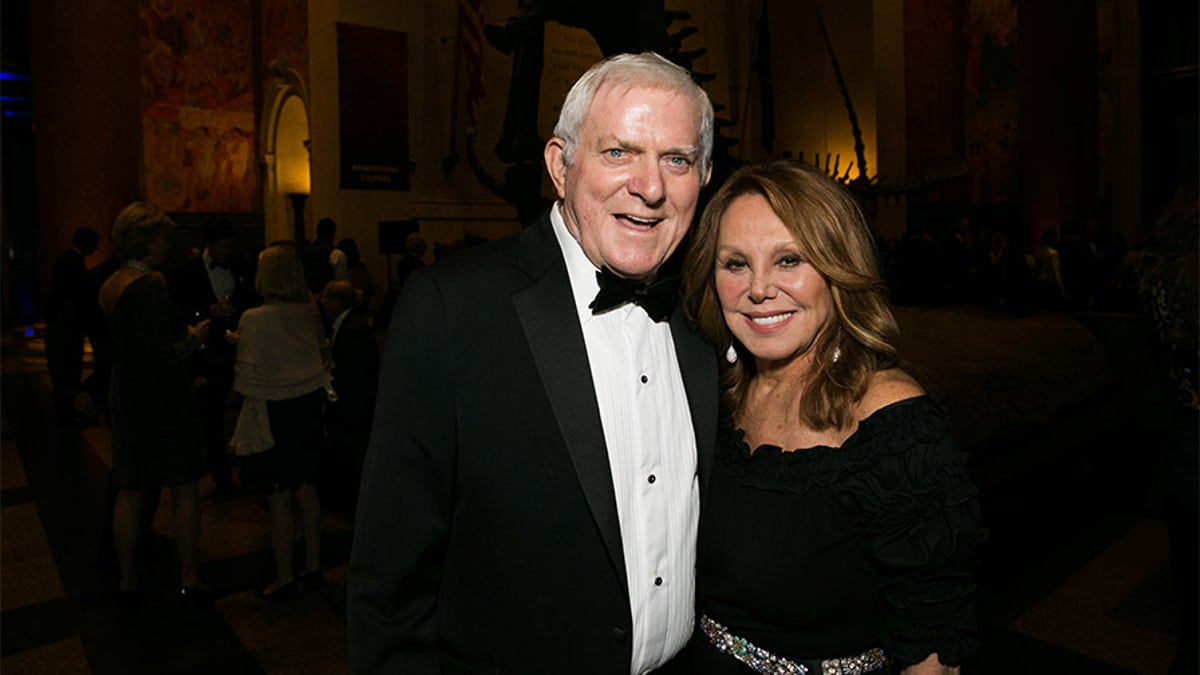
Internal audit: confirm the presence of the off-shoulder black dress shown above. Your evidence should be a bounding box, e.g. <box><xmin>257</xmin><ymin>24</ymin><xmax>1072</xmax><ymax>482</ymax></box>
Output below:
<box><xmin>692</xmin><ymin>396</ymin><xmax>987</xmax><ymax>673</ymax></box>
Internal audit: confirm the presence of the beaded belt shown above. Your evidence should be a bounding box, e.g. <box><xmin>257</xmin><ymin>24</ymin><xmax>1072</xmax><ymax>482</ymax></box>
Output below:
<box><xmin>700</xmin><ymin>613</ymin><xmax>889</xmax><ymax>675</ymax></box>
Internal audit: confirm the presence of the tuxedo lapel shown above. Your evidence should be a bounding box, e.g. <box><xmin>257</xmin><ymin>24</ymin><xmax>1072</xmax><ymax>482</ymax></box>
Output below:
<box><xmin>670</xmin><ymin>309</ymin><xmax>718</xmax><ymax>499</ymax></box>
<box><xmin>511</xmin><ymin>217</ymin><xmax>629</xmax><ymax>595</ymax></box>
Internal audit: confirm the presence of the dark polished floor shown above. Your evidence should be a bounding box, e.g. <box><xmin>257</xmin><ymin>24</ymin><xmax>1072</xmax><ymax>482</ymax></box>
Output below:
<box><xmin>2</xmin><ymin>306</ymin><xmax>1195</xmax><ymax>674</ymax></box>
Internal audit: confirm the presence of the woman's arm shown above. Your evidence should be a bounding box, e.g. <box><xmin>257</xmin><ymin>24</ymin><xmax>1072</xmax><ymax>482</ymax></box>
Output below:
<box><xmin>902</xmin><ymin>653</ymin><xmax>959</xmax><ymax>675</ymax></box>
<box><xmin>853</xmin><ymin>395</ymin><xmax>988</xmax><ymax>671</ymax></box>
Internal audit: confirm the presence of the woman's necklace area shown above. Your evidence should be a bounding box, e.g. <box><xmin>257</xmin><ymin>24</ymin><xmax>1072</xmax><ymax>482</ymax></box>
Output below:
<box><xmin>124</xmin><ymin>258</ymin><xmax>151</xmax><ymax>274</ymax></box>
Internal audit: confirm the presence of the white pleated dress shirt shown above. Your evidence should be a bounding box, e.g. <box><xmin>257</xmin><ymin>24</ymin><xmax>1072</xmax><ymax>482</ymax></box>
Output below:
<box><xmin>550</xmin><ymin>204</ymin><xmax>699</xmax><ymax>674</ymax></box>
<box><xmin>203</xmin><ymin>249</ymin><xmax>236</xmax><ymax>301</ymax></box>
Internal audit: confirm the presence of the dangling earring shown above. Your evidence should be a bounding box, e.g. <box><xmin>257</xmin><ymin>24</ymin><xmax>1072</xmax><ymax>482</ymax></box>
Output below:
<box><xmin>832</xmin><ymin>347</ymin><xmax>841</xmax><ymax>364</ymax></box>
<box><xmin>725</xmin><ymin>344</ymin><xmax>738</xmax><ymax>364</ymax></box>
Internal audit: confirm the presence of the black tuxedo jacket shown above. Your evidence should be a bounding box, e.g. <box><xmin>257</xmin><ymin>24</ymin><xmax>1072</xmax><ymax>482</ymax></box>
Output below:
<box><xmin>169</xmin><ymin>254</ymin><xmax>255</xmax><ymax>375</ymax></box>
<box><xmin>171</xmin><ymin>255</ymin><xmax>256</xmax><ymax>323</ymax></box>
<box><xmin>348</xmin><ymin>213</ymin><xmax>717</xmax><ymax>674</ymax></box>
<box><xmin>47</xmin><ymin>248</ymin><xmax>88</xmax><ymax>324</ymax></box>
<box><xmin>327</xmin><ymin>307</ymin><xmax>380</xmax><ymax>433</ymax></box>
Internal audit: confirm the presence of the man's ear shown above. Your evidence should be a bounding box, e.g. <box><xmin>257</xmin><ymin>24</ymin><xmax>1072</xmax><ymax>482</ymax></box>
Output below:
<box><xmin>701</xmin><ymin>161</ymin><xmax>713</xmax><ymax>188</ymax></box>
<box><xmin>544</xmin><ymin>137</ymin><xmax>568</xmax><ymax>199</ymax></box>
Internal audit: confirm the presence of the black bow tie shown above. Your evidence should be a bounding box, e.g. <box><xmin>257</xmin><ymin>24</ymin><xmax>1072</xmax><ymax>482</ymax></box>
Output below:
<box><xmin>589</xmin><ymin>267</ymin><xmax>679</xmax><ymax>322</ymax></box>
<box><xmin>209</xmin><ymin>259</ymin><xmax>229</xmax><ymax>270</ymax></box>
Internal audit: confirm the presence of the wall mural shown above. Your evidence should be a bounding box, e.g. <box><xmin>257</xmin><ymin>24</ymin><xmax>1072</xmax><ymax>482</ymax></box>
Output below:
<box><xmin>963</xmin><ymin>0</ymin><xmax>1018</xmax><ymax>205</ymax></box>
<box><xmin>140</xmin><ymin>0</ymin><xmax>258</xmax><ymax>212</ymax></box>
<box><xmin>262</xmin><ymin>0</ymin><xmax>308</xmax><ymax>93</ymax></box>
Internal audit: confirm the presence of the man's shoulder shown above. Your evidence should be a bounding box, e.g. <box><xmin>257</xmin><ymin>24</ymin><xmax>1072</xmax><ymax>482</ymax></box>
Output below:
<box><xmin>54</xmin><ymin>248</ymin><xmax>83</xmax><ymax>266</ymax></box>
<box><xmin>342</xmin><ymin>308</ymin><xmax>372</xmax><ymax>332</ymax></box>
<box><xmin>400</xmin><ymin>216</ymin><xmax>563</xmax><ymax>311</ymax></box>
<box><xmin>423</xmin><ymin>225</ymin><xmax>544</xmax><ymax>287</ymax></box>
<box><xmin>52</xmin><ymin>249</ymin><xmax>86</xmax><ymax>279</ymax></box>
<box><xmin>433</xmin><ymin>233</ymin><xmax>517</xmax><ymax>267</ymax></box>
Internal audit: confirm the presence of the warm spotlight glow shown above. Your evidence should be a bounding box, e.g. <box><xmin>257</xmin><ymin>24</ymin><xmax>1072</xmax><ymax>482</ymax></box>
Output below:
<box><xmin>814</xmin><ymin>144</ymin><xmax>876</xmax><ymax>182</ymax></box>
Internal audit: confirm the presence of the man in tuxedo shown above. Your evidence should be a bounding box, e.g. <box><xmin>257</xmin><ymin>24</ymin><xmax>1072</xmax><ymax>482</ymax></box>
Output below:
<box><xmin>300</xmin><ymin>217</ymin><xmax>339</xmax><ymax>292</ymax></box>
<box><xmin>170</xmin><ymin>221</ymin><xmax>255</xmax><ymax>494</ymax></box>
<box><xmin>45</xmin><ymin>223</ymin><xmax>100</xmax><ymax>420</ymax></box>
<box><xmin>319</xmin><ymin>279</ymin><xmax>380</xmax><ymax>515</ymax></box>
<box><xmin>349</xmin><ymin>52</ymin><xmax>716</xmax><ymax>673</ymax></box>
<box><xmin>81</xmin><ymin>251</ymin><xmax>121</xmax><ymax>419</ymax></box>
<box><xmin>46</xmin><ymin>226</ymin><xmax>100</xmax><ymax>423</ymax></box>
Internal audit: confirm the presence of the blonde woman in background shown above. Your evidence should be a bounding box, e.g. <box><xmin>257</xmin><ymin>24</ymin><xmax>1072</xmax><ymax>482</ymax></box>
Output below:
<box><xmin>231</xmin><ymin>242</ymin><xmax>331</xmax><ymax>601</ymax></box>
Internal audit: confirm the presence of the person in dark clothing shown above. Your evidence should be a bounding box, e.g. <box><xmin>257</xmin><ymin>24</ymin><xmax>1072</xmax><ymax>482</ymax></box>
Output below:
<box><xmin>319</xmin><ymin>279</ymin><xmax>380</xmax><ymax>516</ymax></box>
<box><xmin>100</xmin><ymin>201</ymin><xmax>210</xmax><ymax>602</ymax></box>
<box><xmin>374</xmin><ymin>232</ymin><xmax>427</xmax><ymax>332</ymax></box>
<box><xmin>169</xmin><ymin>220</ymin><xmax>256</xmax><ymax>494</ymax></box>
<box><xmin>682</xmin><ymin>160</ymin><xmax>985</xmax><ymax>674</ymax></box>
<box><xmin>81</xmin><ymin>253</ymin><xmax>122</xmax><ymax>419</ymax></box>
<box><xmin>1129</xmin><ymin>180</ymin><xmax>1199</xmax><ymax>675</ymax></box>
<box><xmin>299</xmin><ymin>217</ymin><xmax>338</xmax><ymax>293</ymax></box>
<box><xmin>46</xmin><ymin>226</ymin><xmax>101</xmax><ymax>423</ymax></box>
<box><xmin>336</xmin><ymin>237</ymin><xmax>375</xmax><ymax>312</ymax></box>
<box><xmin>86</xmin><ymin>243</ymin><xmax>162</xmax><ymax>577</ymax></box>
<box><xmin>394</xmin><ymin>232</ymin><xmax>427</xmax><ymax>287</ymax></box>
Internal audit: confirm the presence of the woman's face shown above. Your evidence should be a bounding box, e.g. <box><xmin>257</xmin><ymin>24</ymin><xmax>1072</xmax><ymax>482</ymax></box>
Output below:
<box><xmin>147</xmin><ymin>230</ymin><xmax>169</xmax><ymax>265</ymax></box>
<box><xmin>714</xmin><ymin>193</ymin><xmax>833</xmax><ymax>369</ymax></box>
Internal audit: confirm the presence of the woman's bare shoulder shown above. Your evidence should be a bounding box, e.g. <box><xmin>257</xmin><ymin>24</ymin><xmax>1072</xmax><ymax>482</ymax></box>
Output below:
<box><xmin>856</xmin><ymin>368</ymin><xmax>927</xmax><ymax>419</ymax></box>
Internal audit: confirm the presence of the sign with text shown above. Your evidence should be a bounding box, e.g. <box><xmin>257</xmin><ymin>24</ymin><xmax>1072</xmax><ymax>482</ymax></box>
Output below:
<box><xmin>337</xmin><ymin>23</ymin><xmax>410</xmax><ymax>190</ymax></box>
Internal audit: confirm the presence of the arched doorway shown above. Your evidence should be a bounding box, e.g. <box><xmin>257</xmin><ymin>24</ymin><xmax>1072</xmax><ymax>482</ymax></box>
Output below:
<box><xmin>261</xmin><ymin>63</ymin><xmax>311</xmax><ymax>244</ymax></box>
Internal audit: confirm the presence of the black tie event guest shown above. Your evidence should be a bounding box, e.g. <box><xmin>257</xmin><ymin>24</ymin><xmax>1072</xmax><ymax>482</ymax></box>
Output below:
<box><xmin>348</xmin><ymin>52</ymin><xmax>717</xmax><ymax>674</ymax></box>
<box><xmin>87</xmin><ymin>244</ymin><xmax>166</xmax><ymax>576</ymax></box>
<box><xmin>335</xmin><ymin>237</ymin><xmax>376</xmax><ymax>312</ymax></box>
<box><xmin>82</xmin><ymin>250</ymin><xmax>122</xmax><ymax>420</ymax></box>
<box><xmin>318</xmin><ymin>279</ymin><xmax>379</xmax><ymax>516</ymax></box>
<box><xmin>394</xmin><ymin>231</ymin><xmax>427</xmax><ymax>287</ymax></box>
<box><xmin>170</xmin><ymin>220</ymin><xmax>255</xmax><ymax>494</ymax></box>
<box><xmin>300</xmin><ymin>217</ymin><xmax>338</xmax><ymax>292</ymax></box>
<box><xmin>229</xmin><ymin>242</ymin><xmax>332</xmax><ymax>600</ymax></box>
<box><xmin>97</xmin><ymin>202</ymin><xmax>211</xmax><ymax>604</ymax></box>
<box><xmin>373</xmin><ymin>232</ymin><xmax>428</xmax><ymax>334</ymax></box>
<box><xmin>682</xmin><ymin>160</ymin><xmax>987</xmax><ymax>675</ymax></box>
<box><xmin>46</xmin><ymin>226</ymin><xmax>101</xmax><ymax>423</ymax></box>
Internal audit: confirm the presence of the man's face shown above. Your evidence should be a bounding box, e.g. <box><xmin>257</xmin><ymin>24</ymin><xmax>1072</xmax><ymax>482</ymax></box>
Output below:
<box><xmin>209</xmin><ymin>238</ymin><xmax>233</xmax><ymax>263</ymax></box>
<box><xmin>545</xmin><ymin>83</ymin><xmax>710</xmax><ymax>282</ymax></box>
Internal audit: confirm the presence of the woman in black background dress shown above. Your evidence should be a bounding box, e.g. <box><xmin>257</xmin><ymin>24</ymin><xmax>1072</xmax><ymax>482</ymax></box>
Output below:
<box><xmin>683</xmin><ymin>160</ymin><xmax>987</xmax><ymax>675</ymax></box>
<box><xmin>99</xmin><ymin>202</ymin><xmax>210</xmax><ymax>601</ymax></box>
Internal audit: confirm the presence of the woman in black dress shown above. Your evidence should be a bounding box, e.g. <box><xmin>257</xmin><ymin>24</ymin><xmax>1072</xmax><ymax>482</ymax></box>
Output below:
<box><xmin>683</xmin><ymin>160</ymin><xmax>987</xmax><ymax>674</ymax></box>
<box><xmin>99</xmin><ymin>202</ymin><xmax>210</xmax><ymax>601</ymax></box>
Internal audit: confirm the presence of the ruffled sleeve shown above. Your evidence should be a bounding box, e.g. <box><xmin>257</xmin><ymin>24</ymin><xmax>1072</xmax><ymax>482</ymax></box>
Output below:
<box><xmin>835</xmin><ymin>397</ymin><xmax>988</xmax><ymax>667</ymax></box>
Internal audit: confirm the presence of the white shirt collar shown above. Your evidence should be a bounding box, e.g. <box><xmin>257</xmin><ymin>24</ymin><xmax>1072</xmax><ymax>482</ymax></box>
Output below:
<box><xmin>330</xmin><ymin>307</ymin><xmax>352</xmax><ymax>340</ymax></box>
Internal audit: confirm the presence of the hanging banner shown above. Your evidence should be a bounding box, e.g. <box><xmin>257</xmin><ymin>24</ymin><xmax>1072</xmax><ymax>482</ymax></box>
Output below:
<box><xmin>337</xmin><ymin>23</ymin><xmax>410</xmax><ymax>190</ymax></box>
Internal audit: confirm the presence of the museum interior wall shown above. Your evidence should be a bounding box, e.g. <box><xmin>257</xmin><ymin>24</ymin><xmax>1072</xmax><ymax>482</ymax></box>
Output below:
<box><xmin>4</xmin><ymin>0</ymin><xmax>1194</xmax><ymax>324</ymax></box>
